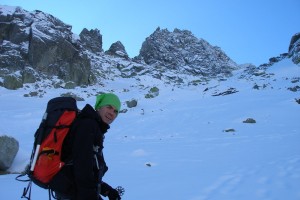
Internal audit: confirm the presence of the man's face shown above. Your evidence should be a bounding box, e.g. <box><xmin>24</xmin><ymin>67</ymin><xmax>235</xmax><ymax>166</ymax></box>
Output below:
<box><xmin>97</xmin><ymin>105</ymin><xmax>118</xmax><ymax>124</ymax></box>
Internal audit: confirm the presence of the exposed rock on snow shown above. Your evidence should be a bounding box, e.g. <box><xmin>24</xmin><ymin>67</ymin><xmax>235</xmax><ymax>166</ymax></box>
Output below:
<box><xmin>289</xmin><ymin>32</ymin><xmax>300</xmax><ymax>64</ymax></box>
<box><xmin>0</xmin><ymin>135</ymin><xmax>19</xmax><ymax>171</ymax></box>
<box><xmin>80</xmin><ymin>28</ymin><xmax>103</xmax><ymax>53</ymax></box>
<box><xmin>136</xmin><ymin>27</ymin><xmax>238</xmax><ymax>77</ymax></box>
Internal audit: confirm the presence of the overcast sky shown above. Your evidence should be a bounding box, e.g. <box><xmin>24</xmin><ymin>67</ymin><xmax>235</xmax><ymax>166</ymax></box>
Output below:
<box><xmin>2</xmin><ymin>0</ymin><xmax>300</xmax><ymax>66</ymax></box>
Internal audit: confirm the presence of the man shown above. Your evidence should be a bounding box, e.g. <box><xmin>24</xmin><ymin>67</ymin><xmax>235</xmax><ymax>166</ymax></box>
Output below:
<box><xmin>50</xmin><ymin>93</ymin><xmax>122</xmax><ymax>200</ymax></box>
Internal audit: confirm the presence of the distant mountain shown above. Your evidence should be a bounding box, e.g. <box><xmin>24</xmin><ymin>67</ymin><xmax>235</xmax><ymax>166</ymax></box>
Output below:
<box><xmin>135</xmin><ymin>27</ymin><xmax>238</xmax><ymax>76</ymax></box>
<box><xmin>0</xmin><ymin>5</ymin><xmax>299</xmax><ymax>90</ymax></box>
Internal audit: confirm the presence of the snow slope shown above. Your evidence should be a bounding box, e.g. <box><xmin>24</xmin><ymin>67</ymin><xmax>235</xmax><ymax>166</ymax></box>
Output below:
<box><xmin>0</xmin><ymin>59</ymin><xmax>300</xmax><ymax>200</ymax></box>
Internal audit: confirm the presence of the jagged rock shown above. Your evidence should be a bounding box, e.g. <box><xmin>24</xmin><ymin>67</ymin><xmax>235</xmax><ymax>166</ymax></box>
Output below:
<box><xmin>0</xmin><ymin>135</ymin><xmax>19</xmax><ymax>171</ymax></box>
<box><xmin>0</xmin><ymin>6</ymin><xmax>92</xmax><ymax>88</ymax></box>
<box><xmin>79</xmin><ymin>28</ymin><xmax>103</xmax><ymax>53</ymax></box>
<box><xmin>27</xmin><ymin>12</ymin><xmax>92</xmax><ymax>85</ymax></box>
<box><xmin>105</xmin><ymin>41</ymin><xmax>129</xmax><ymax>59</ymax></box>
<box><xmin>136</xmin><ymin>27</ymin><xmax>238</xmax><ymax>77</ymax></box>
<box><xmin>288</xmin><ymin>32</ymin><xmax>300</xmax><ymax>64</ymax></box>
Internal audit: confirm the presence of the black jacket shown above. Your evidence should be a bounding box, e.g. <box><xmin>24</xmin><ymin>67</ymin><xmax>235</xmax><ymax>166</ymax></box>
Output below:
<box><xmin>50</xmin><ymin>104</ymin><xmax>109</xmax><ymax>200</ymax></box>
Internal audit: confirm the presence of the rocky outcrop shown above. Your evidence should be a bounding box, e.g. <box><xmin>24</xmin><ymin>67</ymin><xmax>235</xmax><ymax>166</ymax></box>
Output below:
<box><xmin>0</xmin><ymin>135</ymin><xmax>19</xmax><ymax>171</ymax></box>
<box><xmin>135</xmin><ymin>27</ymin><xmax>238</xmax><ymax>77</ymax></box>
<box><xmin>289</xmin><ymin>32</ymin><xmax>300</xmax><ymax>64</ymax></box>
<box><xmin>105</xmin><ymin>41</ymin><xmax>129</xmax><ymax>59</ymax></box>
<box><xmin>0</xmin><ymin>6</ymin><xmax>92</xmax><ymax>89</ymax></box>
<box><xmin>80</xmin><ymin>28</ymin><xmax>103</xmax><ymax>53</ymax></box>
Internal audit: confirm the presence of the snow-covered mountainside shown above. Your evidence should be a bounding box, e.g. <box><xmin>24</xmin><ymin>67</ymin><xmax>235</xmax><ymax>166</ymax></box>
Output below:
<box><xmin>0</xmin><ymin>5</ymin><xmax>235</xmax><ymax>90</ymax></box>
<box><xmin>0</xmin><ymin>56</ymin><xmax>299</xmax><ymax>200</ymax></box>
<box><xmin>2</xmin><ymin>5</ymin><xmax>298</xmax><ymax>92</ymax></box>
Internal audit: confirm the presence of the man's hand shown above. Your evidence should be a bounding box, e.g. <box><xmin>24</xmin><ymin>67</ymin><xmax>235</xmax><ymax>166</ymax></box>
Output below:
<box><xmin>107</xmin><ymin>188</ymin><xmax>121</xmax><ymax>200</ymax></box>
<box><xmin>100</xmin><ymin>182</ymin><xmax>121</xmax><ymax>200</ymax></box>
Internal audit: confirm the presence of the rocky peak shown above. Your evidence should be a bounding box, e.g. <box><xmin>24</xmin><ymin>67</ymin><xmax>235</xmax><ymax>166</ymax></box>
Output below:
<box><xmin>79</xmin><ymin>28</ymin><xmax>103</xmax><ymax>53</ymax></box>
<box><xmin>105</xmin><ymin>41</ymin><xmax>129</xmax><ymax>59</ymax></box>
<box><xmin>136</xmin><ymin>27</ymin><xmax>238</xmax><ymax>77</ymax></box>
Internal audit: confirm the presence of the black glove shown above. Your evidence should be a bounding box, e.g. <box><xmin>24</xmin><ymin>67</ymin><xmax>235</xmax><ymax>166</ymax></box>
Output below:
<box><xmin>100</xmin><ymin>182</ymin><xmax>121</xmax><ymax>200</ymax></box>
<box><xmin>107</xmin><ymin>188</ymin><xmax>121</xmax><ymax>200</ymax></box>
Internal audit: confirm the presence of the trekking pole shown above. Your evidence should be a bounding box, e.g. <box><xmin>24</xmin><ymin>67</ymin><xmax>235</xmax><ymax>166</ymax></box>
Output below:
<box><xmin>30</xmin><ymin>112</ymin><xmax>48</xmax><ymax>171</ymax></box>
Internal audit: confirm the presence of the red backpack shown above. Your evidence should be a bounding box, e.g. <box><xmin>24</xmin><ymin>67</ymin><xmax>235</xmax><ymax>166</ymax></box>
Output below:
<box><xmin>16</xmin><ymin>97</ymin><xmax>78</xmax><ymax>199</ymax></box>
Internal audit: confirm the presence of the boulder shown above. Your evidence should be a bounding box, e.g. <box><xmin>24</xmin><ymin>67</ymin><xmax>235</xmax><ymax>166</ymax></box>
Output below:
<box><xmin>0</xmin><ymin>135</ymin><xmax>19</xmax><ymax>171</ymax></box>
<box><xmin>126</xmin><ymin>99</ymin><xmax>138</xmax><ymax>108</ymax></box>
<box><xmin>3</xmin><ymin>74</ymin><xmax>23</xmax><ymax>90</ymax></box>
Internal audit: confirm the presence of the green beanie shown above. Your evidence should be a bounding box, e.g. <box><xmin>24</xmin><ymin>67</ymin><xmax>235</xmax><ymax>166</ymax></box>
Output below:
<box><xmin>95</xmin><ymin>93</ymin><xmax>121</xmax><ymax>112</ymax></box>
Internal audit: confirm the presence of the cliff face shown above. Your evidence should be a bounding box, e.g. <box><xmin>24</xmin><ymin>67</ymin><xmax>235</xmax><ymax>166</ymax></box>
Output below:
<box><xmin>0</xmin><ymin>6</ymin><xmax>92</xmax><ymax>89</ymax></box>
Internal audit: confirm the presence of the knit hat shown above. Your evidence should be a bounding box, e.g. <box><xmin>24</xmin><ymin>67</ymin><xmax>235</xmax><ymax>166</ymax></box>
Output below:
<box><xmin>95</xmin><ymin>93</ymin><xmax>121</xmax><ymax>113</ymax></box>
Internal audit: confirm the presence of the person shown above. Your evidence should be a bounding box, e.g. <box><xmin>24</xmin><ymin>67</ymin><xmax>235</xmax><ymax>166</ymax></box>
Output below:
<box><xmin>49</xmin><ymin>93</ymin><xmax>122</xmax><ymax>200</ymax></box>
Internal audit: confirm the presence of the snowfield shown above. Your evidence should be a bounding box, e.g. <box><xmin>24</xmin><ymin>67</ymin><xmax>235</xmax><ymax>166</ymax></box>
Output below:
<box><xmin>0</xmin><ymin>59</ymin><xmax>300</xmax><ymax>200</ymax></box>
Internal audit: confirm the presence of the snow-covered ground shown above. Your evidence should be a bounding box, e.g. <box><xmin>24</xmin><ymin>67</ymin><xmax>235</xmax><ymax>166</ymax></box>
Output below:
<box><xmin>0</xmin><ymin>59</ymin><xmax>300</xmax><ymax>200</ymax></box>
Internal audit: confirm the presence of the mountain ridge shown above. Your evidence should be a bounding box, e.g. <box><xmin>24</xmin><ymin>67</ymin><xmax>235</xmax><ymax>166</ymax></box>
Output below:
<box><xmin>0</xmin><ymin>5</ymin><xmax>299</xmax><ymax>90</ymax></box>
